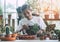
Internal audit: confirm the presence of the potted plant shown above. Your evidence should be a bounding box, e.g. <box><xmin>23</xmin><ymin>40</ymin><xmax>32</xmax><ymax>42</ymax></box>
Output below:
<box><xmin>54</xmin><ymin>29</ymin><xmax>60</xmax><ymax>41</ymax></box>
<box><xmin>57</xmin><ymin>30</ymin><xmax>60</xmax><ymax>41</ymax></box>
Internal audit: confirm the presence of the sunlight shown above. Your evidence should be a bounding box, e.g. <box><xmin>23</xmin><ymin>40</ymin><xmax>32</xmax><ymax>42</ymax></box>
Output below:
<box><xmin>18</xmin><ymin>0</ymin><xmax>27</xmax><ymax>7</ymax></box>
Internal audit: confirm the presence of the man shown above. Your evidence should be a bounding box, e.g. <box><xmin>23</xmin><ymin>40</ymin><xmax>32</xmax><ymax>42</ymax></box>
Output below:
<box><xmin>16</xmin><ymin>4</ymin><xmax>47</xmax><ymax>35</ymax></box>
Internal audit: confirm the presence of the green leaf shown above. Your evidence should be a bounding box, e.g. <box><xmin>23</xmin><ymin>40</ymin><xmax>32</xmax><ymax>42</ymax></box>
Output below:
<box><xmin>0</xmin><ymin>6</ymin><xmax>2</xmax><ymax>15</ymax></box>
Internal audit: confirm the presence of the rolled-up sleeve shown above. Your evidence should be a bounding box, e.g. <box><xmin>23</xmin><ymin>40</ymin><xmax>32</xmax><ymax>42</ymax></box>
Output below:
<box><xmin>16</xmin><ymin>20</ymin><xmax>22</xmax><ymax>32</ymax></box>
<box><xmin>39</xmin><ymin>17</ymin><xmax>47</xmax><ymax>30</ymax></box>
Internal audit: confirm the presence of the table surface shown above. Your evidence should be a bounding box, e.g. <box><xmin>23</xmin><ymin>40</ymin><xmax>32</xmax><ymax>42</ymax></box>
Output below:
<box><xmin>0</xmin><ymin>40</ymin><xmax>59</xmax><ymax>42</ymax></box>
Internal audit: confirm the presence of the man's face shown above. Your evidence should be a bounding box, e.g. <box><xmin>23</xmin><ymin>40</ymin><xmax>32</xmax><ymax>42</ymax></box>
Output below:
<box><xmin>23</xmin><ymin>9</ymin><xmax>32</xmax><ymax>19</ymax></box>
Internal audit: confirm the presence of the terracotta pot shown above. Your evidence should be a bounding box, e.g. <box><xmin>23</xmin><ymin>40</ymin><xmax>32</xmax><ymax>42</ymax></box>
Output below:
<box><xmin>40</xmin><ymin>36</ymin><xmax>45</xmax><ymax>40</ymax></box>
<box><xmin>5</xmin><ymin>34</ymin><xmax>12</xmax><ymax>37</ymax></box>
<box><xmin>54</xmin><ymin>14</ymin><xmax>59</xmax><ymax>19</ymax></box>
<box><xmin>19</xmin><ymin>35</ymin><xmax>35</xmax><ymax>40</ymax></box>
<box><xmin>0</xmin><ymin>36</ymin><xmax>2</xmax><ymax>39</ymax></box>
<box><xmin>12</xmin><ymin>33</ymin><xmax>17</xmax><ymax>37</ymax></box>
<box><xmin>1</xmin><ymin>37</ymin><xmax>16</xmax><ymax>41</ymax></box>
<box><xmin>45</xmin><ymin>15</ymin><xmax>49</xmax><ymax>19</ymax></box>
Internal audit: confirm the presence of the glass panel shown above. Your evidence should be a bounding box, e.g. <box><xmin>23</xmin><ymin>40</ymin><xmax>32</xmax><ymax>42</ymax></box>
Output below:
<box><xmin>17</xmin><ymin>0</ymin><xmax>27</xmax><ymax>7</ymax></box>
<box><xmin>6</xmin><ymin>0</ymin><xmax>16</xmax><ymax>12</ymax></box>
<box><xmin>0</xmin><ymin>0</ymin><xmax>4</xmax><ymax>13</ymax></box>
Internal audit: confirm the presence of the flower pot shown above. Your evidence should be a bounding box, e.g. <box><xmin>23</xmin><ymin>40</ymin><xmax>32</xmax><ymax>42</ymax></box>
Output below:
<box><xmin>19</xmin><ymin>35</ymin><xmax>35</xmax><ymax>40</ymax></box>
<box><xmin>58</xmin><ymin>37</ymin><xmax>60</xmax><ymax>41</ymax></box>
<box><xmin>54</xmin><ymin>14</ymin><xmax>59</xmax><ymax>19</ymax></box>
<box><xmin>45</xmin><ymin>15</ymin><xmax>49</xmax><ymax>19</ymax></box>
<box><xmin>12</xmin><ymin>33</ymin><xmax>18</xmax><ymax>37</ymax></box>
<box><xmin>40</xmin><ymin>36</ymin><xmax>45</xmax><ymax>40</ymax></box>
<box><xmin>5</xmin><ymin>34</ymin><xmax>12</xmax><ymax>37</ymax></box>
<box><xmin>1</xmin><ymin>37</ymin><xmax>16</xmax><ymax>41</ymax></box>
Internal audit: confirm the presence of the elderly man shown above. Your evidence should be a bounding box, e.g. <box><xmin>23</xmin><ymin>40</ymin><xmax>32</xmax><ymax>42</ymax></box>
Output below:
<box><xmin>16</xmin><ymin>4</ymin><xmax>47</xmax><ymax>35</ymax></box>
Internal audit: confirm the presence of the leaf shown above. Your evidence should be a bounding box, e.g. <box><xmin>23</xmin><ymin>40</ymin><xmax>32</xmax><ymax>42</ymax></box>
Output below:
<box><xmin>0</xmin><ymin>6</ymin><xmax>2</xmax><ymax>15</ymax></box>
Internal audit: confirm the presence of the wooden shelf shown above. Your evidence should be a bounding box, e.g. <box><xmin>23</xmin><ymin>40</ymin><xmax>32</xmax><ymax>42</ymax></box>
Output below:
<box><xmin>44</xmin><ymin>14</ymin><xmax>60</xmax><ymax>20</ymax></box>
<box><xmin>44</xmin><ymin>19</ymin><xmax>60</xmax><ymax>21</ymax></box>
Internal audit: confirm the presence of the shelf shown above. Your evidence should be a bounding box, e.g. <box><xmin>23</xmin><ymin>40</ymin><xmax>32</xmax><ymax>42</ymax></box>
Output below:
<box><xmin>44</xmin><ymin>19</ymin><xmax>60</xmax><ymax>21</ymax></box>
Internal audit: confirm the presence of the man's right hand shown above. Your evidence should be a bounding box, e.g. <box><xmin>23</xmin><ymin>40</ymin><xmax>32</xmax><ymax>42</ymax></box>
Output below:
<box><xmin>22</xmin><ymin>25</ymin><xmax>29</xmax><ymax>30</ymax></box>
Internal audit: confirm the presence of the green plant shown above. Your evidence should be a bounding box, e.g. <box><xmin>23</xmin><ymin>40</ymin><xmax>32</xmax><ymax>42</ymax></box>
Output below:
<box><xmin>54</xmin><ymin>29</ymin><xmax>60</xmax><ymax>40</ymax></box>
<box><xmin>1</xmin><ymin>26</ymin><xmax>5</xmax><ymax>33</ymax></box>
<box><xmin>0</xmin><ymin>6</ymin><xmax>2</xmax><ymax>15</ymax></box>
<box><xmin>10</xmin><ymin>26</ymin><xmax>14</xmax><ymax>33</ymax></box>
<box><xmin>54</xmin><ymin>29</ymin><xmax>60</xmax><ymax>35</ymax></box>
<box><xmin>32</xmin><ymin>24</ymin><xmax>40</xmax><ymax>34</ymax></box>
<box><xmin>1</xmin><ymin>26</ymin><xmax>14</xmax><ymax>33</ymax></box>
<box><xmin>26</xmin><ymin>24</ymin><xmax>40</xmax><ymax>35</ymax></box>
<box><xmin>6</xmin><ymin>26</ymin><xmax>10</xmax><ymax>35</ymax></box>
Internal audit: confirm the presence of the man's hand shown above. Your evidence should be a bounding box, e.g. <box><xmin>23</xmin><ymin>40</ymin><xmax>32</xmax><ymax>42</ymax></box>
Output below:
<box><xmin>22</xmin><ymin>25</ymin><xmax>29</xmax><ymax>30</ymax></box>
<box><xmin>37</xmin><ymin>29</ymin><xmax>46</xmax><ymax>34</ymax></box>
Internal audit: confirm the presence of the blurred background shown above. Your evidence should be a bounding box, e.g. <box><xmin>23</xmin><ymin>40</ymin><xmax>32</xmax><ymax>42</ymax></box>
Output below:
<box><xmin>0</xmin><ymin>0</ymin><xmax>60</xmax><ymax>32</ymax></box>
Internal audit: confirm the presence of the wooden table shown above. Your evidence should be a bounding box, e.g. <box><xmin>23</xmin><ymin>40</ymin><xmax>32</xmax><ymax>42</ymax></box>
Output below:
<box><xmin>0</xmin><ymin>40</ymin><xmax>59</xmax><ymax>42</ymax></box>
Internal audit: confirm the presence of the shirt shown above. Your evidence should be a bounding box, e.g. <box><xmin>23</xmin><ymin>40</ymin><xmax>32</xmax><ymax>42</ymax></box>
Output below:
<box><xmin>16</xmin><ymin>16</ymin><xmax>47</xmax><ymax>32</ymax></box>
